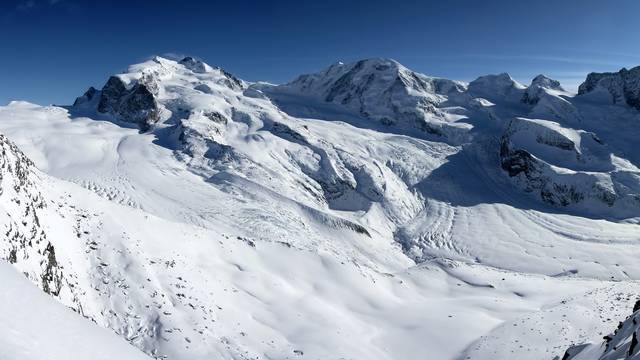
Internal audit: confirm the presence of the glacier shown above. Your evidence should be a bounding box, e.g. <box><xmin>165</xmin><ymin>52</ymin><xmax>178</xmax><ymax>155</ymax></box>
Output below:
<box><xmin>0</xmin><ymin>56</ymin><xmax>639</xmax><ymax>359</ymax></box>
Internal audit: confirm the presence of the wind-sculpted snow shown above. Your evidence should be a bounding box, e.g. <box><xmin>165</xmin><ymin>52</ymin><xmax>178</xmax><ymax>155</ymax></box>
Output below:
<box><xmin>1</xmin><ymin>56</ymin><xmax>640</xmax><ymax>359</ymax></box>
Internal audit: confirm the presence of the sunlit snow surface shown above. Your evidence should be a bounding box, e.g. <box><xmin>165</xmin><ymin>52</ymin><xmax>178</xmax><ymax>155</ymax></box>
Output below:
<box><xmin>0</xmin><ymin>262</ymin><xmax>149</xmax><ymax>360</ymax></box>
<box><xmin>0</xmin><ymin>57</ymin><xmax>639</xmax><ymax>359</ymax></box>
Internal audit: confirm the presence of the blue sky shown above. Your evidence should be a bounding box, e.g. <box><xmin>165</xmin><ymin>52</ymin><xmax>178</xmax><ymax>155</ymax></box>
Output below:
<box><xmin>1</xmin><ymin>0</ymin><xmax>640</xmax><ymax>105</ymax></box>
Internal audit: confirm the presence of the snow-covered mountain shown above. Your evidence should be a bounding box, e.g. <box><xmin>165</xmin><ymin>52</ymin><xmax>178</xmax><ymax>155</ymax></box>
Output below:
<box><xmin>578</xmin><ymin>65</ymin><xmax>640</xmax><ymax>110</ymax></box>
<box><xmin>1</xmin><ymin>55</ymin><xmax>640</xmax><ymax>359</ymax></box>
<box><xmin>269</xmin><ymin>58</ymin><xmax>467</xmax><ymax>139</ymax></box>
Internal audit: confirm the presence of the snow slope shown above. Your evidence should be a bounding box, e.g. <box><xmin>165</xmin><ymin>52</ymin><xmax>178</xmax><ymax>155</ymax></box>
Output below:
<box><xmin>0</xmin><ymin>261</ymin><xmax>150</xmax><ymax>360</ymax></box>
<box><xmin>0</xmin><ymin>123</ymin><xmax>561</xmax><ymax>359</ymax></box>
<box><xmin>1</xmin><ymin>56</ymin><xmax>640</xmax><ymax>359</ymax></box>
<box><xmin>561</xmin><ymin>299</ymin><xmax>640</xmax><ymax>360</ymax></box>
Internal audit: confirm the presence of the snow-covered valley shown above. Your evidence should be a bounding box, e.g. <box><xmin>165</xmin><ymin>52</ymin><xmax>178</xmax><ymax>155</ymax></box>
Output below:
<box><xmin>1</xmin><ymin>56</ymin><xmax>640</xmax><ymax>359</ymax></box>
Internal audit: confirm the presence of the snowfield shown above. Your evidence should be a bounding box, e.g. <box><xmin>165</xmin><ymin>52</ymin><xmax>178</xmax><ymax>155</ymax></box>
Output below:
<box><xmin>1</xmin><ymin>56</ymin><xmax>640</xmax><ymax>359</ymax></box>
<box><xmin>0</xmin><ymin>262</ymin><xmax>149</xmax><ymax>360</ymax></box>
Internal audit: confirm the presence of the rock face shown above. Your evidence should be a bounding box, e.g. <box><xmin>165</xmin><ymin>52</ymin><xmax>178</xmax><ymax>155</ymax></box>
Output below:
<box><xmin>578</xmin><ymin>66</ymin><xmax>640</xmax><ymax>109</ymax></box>
<box><xmin>500</xmin><ymin>124</ymin><xmax>585</xmax><ymax>207</ymax></box>
<box><xmin>0</xmin><ymin>132</ymin><xmax>80</xmax><ymax>308</ymax></box>
<box><xmin>73</xmin><ymin>56</ymin><xmax>247</xmax><ymax>131</ymax></box>
<box><xmin>72</xmin><ymin>86</ymin><xmax>98</xmax><ymax>106</ymax></box>
<box><xmin>499</xmin><ymin>117</ymin><xmax>639</xmax><ymax>214</ymax></box>
<box><xmin>96</xmin><ymin>76</ymin><xmax>160</xmax><ymax>131</ymax></box>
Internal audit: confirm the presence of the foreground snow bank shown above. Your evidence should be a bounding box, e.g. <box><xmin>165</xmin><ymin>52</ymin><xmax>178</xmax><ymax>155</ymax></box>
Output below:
<box><xmin>0</xmin><ymin>261</ymin><xmax>149</xmax><ymax>360</ymax></box>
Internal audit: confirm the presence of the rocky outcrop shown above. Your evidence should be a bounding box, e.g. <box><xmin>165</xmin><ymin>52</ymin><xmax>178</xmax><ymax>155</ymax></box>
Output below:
<box><xmin>499</xmin><ymin>118</ymin><xmax>636</xmax><ymax>212</ymax></box>
<box><xmin>96</xmin><ymin>76</ymin><xmax>160</xmax><ymax>131</ymax></box>
<box><xmin>73</xmin><ymin>56</ymin><xmax>248</xmax><ymax>131</ymax></box>
<box><xmin>500</xmin><ymin>135</ymin><xmax>584</xmax><ymax>207</ymax></box>
<box><xmin>0</xmin><ymin>133</ymin><xmax>80</xmax><ymax>307</ymax></box>
<box><xmin>578</xmin><ymin>66</ymin><xmax>640</xmax><ymax>110</ymax></box>
<box><xmin>72</xmin><ymin>86</ymin><xmax>98</xmax><ymax>106</ymax></box>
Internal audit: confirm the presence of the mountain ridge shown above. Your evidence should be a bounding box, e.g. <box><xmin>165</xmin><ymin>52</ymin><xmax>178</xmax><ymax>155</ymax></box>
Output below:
<box><xmin>1</xmin><ymin>55</ymin><xmax>640</xmax><ymax>360</ymax></box>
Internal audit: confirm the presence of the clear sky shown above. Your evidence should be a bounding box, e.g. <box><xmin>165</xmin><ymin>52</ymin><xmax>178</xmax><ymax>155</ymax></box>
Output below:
<box><xmin>2</xmin><ymin>0</ymin><xmax>640</xmax><ymax>105</ymax></box>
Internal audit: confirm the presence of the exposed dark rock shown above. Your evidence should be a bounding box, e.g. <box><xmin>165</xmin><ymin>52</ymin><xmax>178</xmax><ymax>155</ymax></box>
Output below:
<box><xmin>217</xmin><ymin>68</ymin><xmax>244</xmax><ymax>91</ymax></box>
<box><xmin>73</xmin><ymin>86</ymin><xmax>98</xmax><ymax>106</ymax></box>
<box><xmin>500</xmin><ymin>129</ymin><xmax>585</xmax><ymax>207</ymax></box>
<box><xmin>8</xmin><ymin>247</ymin><xmax>17</xmax><ymax>263</ymax></box>
<box><xmin>578</xmin><ymin>66</ymin><xmax>640</xmax><ymax>110</ymax></box>
<box><xmin>500</xmin><ymin>139</ymin><xmax>539</xmax><ymax>178</ymax></box>
<box><xmin>97</xmin><ymin>76</ymin><xmax>160</xmax><ymax>131</ymax></box>
<box><xmin>202</xmin><ymin>111</ymin><xmax>228</xmax><ymax>125</ymax></box>
<box><xmin>0</xmin><ymin>133</ymin><xmax>82</xmax><ymax>310</ymax></box>
<box><xmin>41</xmin><ymin>242</ymin><xmax>62</xmax><ymax>296</ymax></box>
<box><xmin>179</xmin><ymin>56</ymin><xmax>209</xmax><ymax>73</ymax></box>
<box><xmin>271</xmin><ymin>122</ymin><xmax>308</xmax><ymax>145</ymax></box>
<box><xmin>176</xmin><ymin>118</ymin><xmax>234</xmax><ymax>162</ymax></box>
<box><xmin>535</xmin><ymin>134</ymin><xmax>575</xmax><ymax>151</ymax></box>
<box><xmin>98</xmin><ymin>76</ymin><xmax>128</xmax><ymax>113</ymax></box>
<box><xmin>629</xmin><ymin>331</ymin><xmax>638</xmax><ymax>357</ymax></box>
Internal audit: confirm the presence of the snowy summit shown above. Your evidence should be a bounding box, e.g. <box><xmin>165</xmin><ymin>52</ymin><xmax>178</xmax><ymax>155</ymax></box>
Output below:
<box><xmin>2</xmin><ymin>37</ymin><xmax>640</xmax><ymax>360</ymax></box>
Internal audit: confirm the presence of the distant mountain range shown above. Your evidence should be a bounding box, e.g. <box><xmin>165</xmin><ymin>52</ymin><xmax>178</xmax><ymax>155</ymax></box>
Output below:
<box><xmin>1</xmin><ymin>55</ymin><xmax>640</xmax><ymax>360</ymax></box>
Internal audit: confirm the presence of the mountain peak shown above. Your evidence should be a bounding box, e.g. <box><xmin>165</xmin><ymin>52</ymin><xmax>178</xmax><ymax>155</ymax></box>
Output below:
<box><xmin>521</xmin><ymin>74</ymin><xmax>565</xmax><ymax>105</ymax></box>
<box><xmin>468</xmin><ymin>72</ymin><xmax>525</xmax><ymax>102</ymax></box>
<box><xmin>274</xmin><ymin>57</ymin><xmax>464</xmax><ymax>137</ymax></box>
<box><xmin>72</xmin><ymin>55</ymin><xmax>245</xmax><ymax>130</ymax></box>
<box><xmin>471</xmin><ymin>72</ymin><xmax>522</xmax><ymax>87</ymax></box>
<box><xmin>177</xmin><ymin>56</ymin><xmax>214</xmax><ymax>73</ymax></box>
<box><xmin>578</xmin><ymin>65</ymin><xmax>640</xmax><ymax>109</ymax></box>
<box><xmin>530</xmin><ymin>74</ymin><xmax>564</xmax><ymax>91</ymax></box>
<box><xmin>283</xmin><ymin>57</ymin><xmax>450</xmax><ymax>97</ymax></box>
<box><xmin>316</xmin><ymin>58</ymin><xmax>405</xmax><ymax>80</ymax></box>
